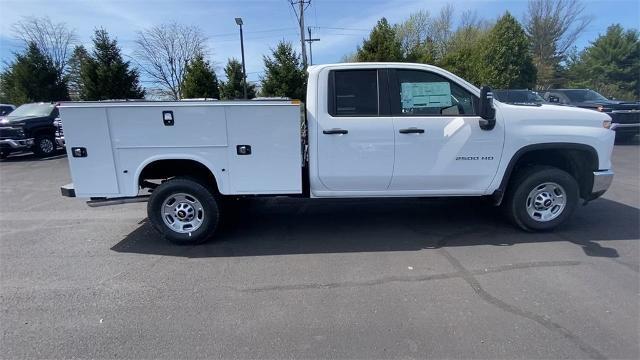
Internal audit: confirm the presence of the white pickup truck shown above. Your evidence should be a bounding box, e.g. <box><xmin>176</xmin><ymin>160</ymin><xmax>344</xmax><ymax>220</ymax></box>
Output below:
<box><xmin>59</xmin><ymin>63</ymin><xmax>615</xmax><ymax>244</ymax></box>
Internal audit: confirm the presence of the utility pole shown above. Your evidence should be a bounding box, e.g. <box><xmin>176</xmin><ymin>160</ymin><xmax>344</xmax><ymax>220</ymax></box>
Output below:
<box><xmin>306</xmin><ymin>27</ymin><xmax>320</xmax><ymax>65</ymax></box>
<box><xmin>235</xmin><ymin>17</ymin><xmax>247</xmax><ymax>99</ymax></box>
<box><xmin>289</xmin><ymin>0</ymin><xmax>310</xmax><ymax>68</ymax></box>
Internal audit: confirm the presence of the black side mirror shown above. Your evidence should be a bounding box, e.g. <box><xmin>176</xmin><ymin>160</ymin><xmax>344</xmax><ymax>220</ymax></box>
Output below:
<box><xmin>478</xmin><ymin>86</ymin><xmax>496</xmax><ymax>130</ymax></box>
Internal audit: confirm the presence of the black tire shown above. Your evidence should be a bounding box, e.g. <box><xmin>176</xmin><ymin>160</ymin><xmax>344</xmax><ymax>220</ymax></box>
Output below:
<box><xmin>504</xmin><ymin>166</ymin><xmax>579</xmax><ymax>231</ymax></box>
<box><xmin>32</xmin><ymin>134</ymin><xmax>56</xmax><ymax>157</ymax></box>
<box><xmin>147</xmin><ymin>177</ymin><xmax>220</xmax><ymax>244</ymax></box>
<box><xmin>0</xmin><ymin>150</ymin><xmax>10</xmax><ymax>159</ymax></box>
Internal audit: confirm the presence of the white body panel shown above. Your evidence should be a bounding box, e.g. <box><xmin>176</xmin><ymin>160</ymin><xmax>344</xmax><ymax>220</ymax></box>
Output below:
<box><xmin>59</xmin><ymin>101</ymin><xmax>302</xmax><ymax>198</ymax></box>
<box><xmin>305</xmin><ymin>63</ymin><xmax>614</xmax><ymax>198</ymax></box>
<box><xmin>60</xmin><ymin>63</ymin><xmax>615</xmax><ymax>201</ymax></box>
<box><xmin>316</xmin><ymin>115</ymin><xmax>395</xmax><ymax>190</ymax></box>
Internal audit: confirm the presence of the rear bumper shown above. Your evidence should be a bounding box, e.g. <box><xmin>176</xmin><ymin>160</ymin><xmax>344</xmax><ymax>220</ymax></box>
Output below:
<box><xmin>61</xmin><ymin>183</ymin><xmax>76</xmax><ymax>197</ymax></box>
<box><xmin>0</xmin><ymin>138</ymin><xmax>34</xmax><ymax>149</ymax></box>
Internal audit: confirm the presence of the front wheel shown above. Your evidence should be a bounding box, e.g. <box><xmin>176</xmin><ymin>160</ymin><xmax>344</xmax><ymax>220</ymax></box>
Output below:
<box><xmin>0</xmin><ymin>149</ymin><xmax>10</xmax><ymax>159</ymax></box>
<box><xmin>33</xmin><ymin>134</ymin><xmax>56</xmax><ymax>157</ymax></box>
<box><xmin>147</xmin><ymin>177</ymin><xmax>220</xmax><ymax>244</ymax></box>
<box><xmin>504</xmin><ymin>166</ymin><xmax>579</xmax><ymax>231</ymax></box>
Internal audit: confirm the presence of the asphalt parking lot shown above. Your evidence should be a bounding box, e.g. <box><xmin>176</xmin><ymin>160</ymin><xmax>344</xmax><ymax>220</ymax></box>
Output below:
<box><xmin>1</xmin><ymin>142</ymin><xmax>639</xmax><ymax>359</ymax></box>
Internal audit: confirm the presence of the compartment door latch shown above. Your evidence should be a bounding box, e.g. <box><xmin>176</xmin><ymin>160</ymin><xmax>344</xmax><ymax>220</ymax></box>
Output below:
<box><xmin>162</xmin><ymin>111</ymin><xmax>174</xmax><ymax>126</ymax></box>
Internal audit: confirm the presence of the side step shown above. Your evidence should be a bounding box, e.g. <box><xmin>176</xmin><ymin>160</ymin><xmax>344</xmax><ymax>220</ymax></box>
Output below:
<box><xmin>86</xmin><ymin>195</ymin><xmax>150</xmax><ymax>207</ymax></box>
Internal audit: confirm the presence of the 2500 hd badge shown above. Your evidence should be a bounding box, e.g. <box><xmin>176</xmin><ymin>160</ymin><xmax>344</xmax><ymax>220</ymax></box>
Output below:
<box><xmin>456</xmin><ymin>156</ymin><xmax>495</xmax><ymax>160</ymax></box>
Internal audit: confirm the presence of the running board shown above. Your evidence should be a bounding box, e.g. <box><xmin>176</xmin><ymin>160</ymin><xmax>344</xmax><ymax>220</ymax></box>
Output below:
<box><xmin>86</xmin><ymin>195</ymin><xmax>150</xmax><ymax>207</ymax></box>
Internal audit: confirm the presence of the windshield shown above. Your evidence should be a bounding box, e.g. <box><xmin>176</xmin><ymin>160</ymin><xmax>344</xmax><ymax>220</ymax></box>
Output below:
<box><xmin>562</xmin><ymin>89</ymin><xmax>608</xmax><ymax>102</ymax></box>
<box><xmin>7</xmin><ymin>103</ymin><xmax>55</xmax><ymax>119</ymax></box>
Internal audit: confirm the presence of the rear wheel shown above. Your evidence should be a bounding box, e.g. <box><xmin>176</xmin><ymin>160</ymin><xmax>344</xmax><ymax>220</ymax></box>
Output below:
<box><xmin>504</xmin><ymin>166</ymin><xmax>579</xmax><ymax>231</ymax></box>
<box><xmin>147</xmin><ymin>177</ymin><xmax>220</xmax><ymax>244</ymax></box>
<box><xmin>33</xmin><ymin>134</ymin><xmax>56</xmax><ymax>157</ymax></box>
<box><xmin>0</xmin><ymin>149</ymin><xmax>10</xmax><ymax>159</ymax></box>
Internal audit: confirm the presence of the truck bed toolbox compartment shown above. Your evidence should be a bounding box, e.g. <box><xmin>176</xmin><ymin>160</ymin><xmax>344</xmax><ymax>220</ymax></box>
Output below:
<box><xmin>59</xmin><ymin>101</ymin><xmax>302</xmax><ymax>198</ymax></box>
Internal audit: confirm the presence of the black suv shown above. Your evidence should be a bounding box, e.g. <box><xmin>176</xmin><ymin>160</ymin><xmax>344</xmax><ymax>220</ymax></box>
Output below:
<box><xmin>543</xmin><ymin>89</ymin><xmax>640</xmax><ymax>141</ymax></box>
<box><xmin>0</xmin><ymin>103</ymin><xmax>64</xmax><ymax>159</ymax></box>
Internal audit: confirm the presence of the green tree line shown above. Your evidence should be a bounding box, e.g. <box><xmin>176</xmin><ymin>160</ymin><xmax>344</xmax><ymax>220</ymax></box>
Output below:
<box><xmin>350</xmin><ymin>1</ymin><xmax>638</xmax><ymax>99</ymax></box>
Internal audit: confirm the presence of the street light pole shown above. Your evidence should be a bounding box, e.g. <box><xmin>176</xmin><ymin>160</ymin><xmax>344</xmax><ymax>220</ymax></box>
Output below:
<box><xmin>235</xmin><ymin>17</ymin><xmax>248</xmax><ymax>99</ymax></box>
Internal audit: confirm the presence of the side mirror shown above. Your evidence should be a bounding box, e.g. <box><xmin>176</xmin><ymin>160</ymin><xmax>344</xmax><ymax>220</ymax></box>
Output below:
<box><xmin>478</xmin><ymin>86</ymin><xmax>496</xmax><ymax>130</ymax></box>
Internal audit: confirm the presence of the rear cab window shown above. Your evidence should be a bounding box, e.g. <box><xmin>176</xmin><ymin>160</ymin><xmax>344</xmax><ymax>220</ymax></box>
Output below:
<box><xmin>328</xmin><ymin>69</ymin><xmax>379</xmax><ymax>117</ymax></box>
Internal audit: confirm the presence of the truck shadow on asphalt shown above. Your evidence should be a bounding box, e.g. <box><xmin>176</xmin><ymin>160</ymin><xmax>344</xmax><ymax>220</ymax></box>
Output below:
<box><xmin>112</xmin><ymin>197</ymin><xmax>639</xmax><ymax>261</ymax></box>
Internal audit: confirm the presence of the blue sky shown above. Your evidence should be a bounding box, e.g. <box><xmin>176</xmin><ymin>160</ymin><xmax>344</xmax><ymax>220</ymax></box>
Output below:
<box><xmin>0</xmin><ymin>0</ymin><xmax>638</xmax><ymax>86</ymax></box>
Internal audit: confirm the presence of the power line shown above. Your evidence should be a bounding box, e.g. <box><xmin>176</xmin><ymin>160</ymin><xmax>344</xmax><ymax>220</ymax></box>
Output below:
<box><xmin>208</xmin><ymin>27</ymin><xmax>298</xmax><ymax>38</ymax></box>
<box><xmin>311</xmin><ymin>26</ymin><xmax>370</xmax><ymax>32</ymax></box>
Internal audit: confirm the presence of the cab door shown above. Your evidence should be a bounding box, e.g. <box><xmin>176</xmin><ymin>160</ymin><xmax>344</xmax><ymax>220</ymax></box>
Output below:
<box><xmin>388</xmin><ymin>68</ymin><xmax>504</xmax><ymax>193</ymax></box>
<box><xmin>315</xmin><ymin>69</ymin><xmax>395</xmax><ymax>191</ymax></box>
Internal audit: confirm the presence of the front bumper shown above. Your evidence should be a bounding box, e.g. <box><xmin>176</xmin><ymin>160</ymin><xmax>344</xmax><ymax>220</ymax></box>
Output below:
<box><xmin>0</xmin><ymin>138</ymin><xmax>34</xmax><ymax>149</ymax></box>
<box><xmin>55</xmin><ymin>136</ymin><xmax>65</xmax><ymax>148</ymax></box>
<box><xmin>610</xmin><ymin>123</ymin><xmax>640</xmax><ymax>134</ymax></box>
<box><xmin>589</xmin><ymin>170</ymin><xmax>614</xmax><ymax>200</ymax></box>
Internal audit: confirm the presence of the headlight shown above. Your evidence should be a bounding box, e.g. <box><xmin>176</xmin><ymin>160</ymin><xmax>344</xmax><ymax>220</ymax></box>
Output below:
<box><xmin>603</xmin><ymin>120</ymin><xmax>612</xmax><ymax>129</ymax></box>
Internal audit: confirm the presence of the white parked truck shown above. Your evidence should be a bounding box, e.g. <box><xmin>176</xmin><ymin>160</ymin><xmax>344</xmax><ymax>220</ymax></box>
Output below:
<box><xmin>60</xmin><ymin>63</ymin><xmax>615</xmax><ymax>244</ymax></box>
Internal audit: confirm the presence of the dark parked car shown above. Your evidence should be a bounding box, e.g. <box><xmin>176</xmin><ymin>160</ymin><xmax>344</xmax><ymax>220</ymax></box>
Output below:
<box><xmin>543</xmin><ymin>89</ymin><xmax>639</xmax><ymax>141</ymax></box>
<box><xmin>493</xmin><ymin>89</ymin><xmax>548</xmax><ymax>105</ymax></box>
<box><xmin>0</xmin><ymin>102</ymin><xmax>64</xmax><ymax>159</ymax></box>
<box><xmin>0</xmin><ymin>104</ymin><xmax>16</xmax><ymax>117</ymax></box>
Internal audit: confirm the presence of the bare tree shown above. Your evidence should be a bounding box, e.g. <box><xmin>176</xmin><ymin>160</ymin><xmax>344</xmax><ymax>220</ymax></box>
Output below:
<box><xmin>430</xmin><ymin>4</ymin><xmax>454</xmax><ymax>59</ymax></box>
<box><xmin>393</xmin><ymin>4</ymin><xmax>455</xmax><ymax>62</ymax></box>
<box><xmin>394</xmin><ymin>10</ymin><xmax>431</xmax><ymax>59</ymax></box>
<box><xmin>12</xmin><ymin>16</ymin><xmax>77</xmax><ymax>76</ymax></box>
<box><xmin>134</xmin><ymin>23</ymin><xmax>208</xmax><ymax>100</ymax></box>
<box><xmin>524</xmin><ymin>0</ymin><xmax>592</xmax><ymax>88</ymax></box>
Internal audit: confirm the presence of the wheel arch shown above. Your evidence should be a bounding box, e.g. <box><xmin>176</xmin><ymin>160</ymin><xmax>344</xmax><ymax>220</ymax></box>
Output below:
<box><xmin>29</xmin><ymin>124</ymin><xmax>56</xmax><ymax>138</ymax></box>
<box><xmin>494</xmin><ymin>143</ymin><xmax>599</xmax><ymax>204</ymax></box>
<box><xmin>135</xmin><ymin>155</ymin><xmax>223</xmax><ymax>194</ymax></box>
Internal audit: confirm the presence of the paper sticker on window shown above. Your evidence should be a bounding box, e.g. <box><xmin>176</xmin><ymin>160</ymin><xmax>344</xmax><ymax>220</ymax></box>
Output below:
<box><xmin>401</xmin><ymin>82</ymin><xmax>452</xmax><ymax>109</ymax></box>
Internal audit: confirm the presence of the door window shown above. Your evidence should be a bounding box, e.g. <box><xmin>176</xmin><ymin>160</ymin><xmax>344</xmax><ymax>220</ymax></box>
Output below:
<box><xmin>329</xmin><ymin>70</ymin><xmax>378</xmax><ymax>116</ymax></box>
<box><xmin>392</xmin><ymin>70</ymin><xmax>476</xmax><ymax>116</ymax></box>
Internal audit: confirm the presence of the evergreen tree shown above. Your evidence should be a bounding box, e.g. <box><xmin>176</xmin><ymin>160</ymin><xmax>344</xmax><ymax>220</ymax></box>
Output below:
<box><xmin>260</xmin><ymin>42</ymin><xmax>306</xmax><ymax>100</ymax></box>
<box><xmin>67</xmin><ymin>45</ymin><xmax>89</xmax><ymax>100</ymax></box>
<box><xmin>219</xmin><ymin>58</ymin><xmax>256</xmax><ymax>99</ymax></box>
<box><xmin>356</xmin><ymin>18</ymin><xmax>403</xmax><ymax>62</ymax></box>
<box><xmin>181</xmin><ymin>54</ymin><xmax>220</xmax><ymax>99</ymax></box>
<box><xmin>438</xmin><ymin>26</ymin><xmax>489</xmax><ymax>85</ymax></box>
<box><xmin>479</xmin><ymin>12</ymin><xmax>536</xmax><ymax>88</ymax></box>
<box><xmin>0</xmin><ymin>43</ymin><xmax>69</xmax><ymax>105</ymax></box>
<box><xmin>567</xmin><ymin>25</ymin><xmax>639</xmax><ymax>99</ymax></box>
<box><xmin>81</xmin><ymin>29</ymin><xmax>145</xmax><ymax>100</ymax></box>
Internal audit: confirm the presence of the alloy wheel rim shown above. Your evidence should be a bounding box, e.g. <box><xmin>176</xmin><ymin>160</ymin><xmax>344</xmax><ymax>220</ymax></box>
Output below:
<box><xmin>161</xmin><ymin>193</ymin><xmax>205</xmax><ymax>233</ymax></box>
<box><xmin>526</xmin><ymin>182</ymin><xmax>566</xmax><ymax>222</ymax></box>
<box><xmin>40</xmin><ymin>138</ymin><xmax>54</xmax><ymax>153</ymax></box>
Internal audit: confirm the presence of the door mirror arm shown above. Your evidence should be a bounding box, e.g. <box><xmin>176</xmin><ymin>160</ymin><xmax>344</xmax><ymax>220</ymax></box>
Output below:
<box><xmin>478</xmin><ymin>86</ymin><xmax>496</xmax><ymax>130</ymax></box>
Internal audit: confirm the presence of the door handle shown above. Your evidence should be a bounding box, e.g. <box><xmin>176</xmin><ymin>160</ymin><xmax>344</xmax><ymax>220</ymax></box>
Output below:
<box><xmin>323</xmin><ymin>128</ymin><xmax>348</xmax><ymax>135</ymax></box>
<box><xmin>399</xmin><ymin>127</ymin><xmax>425</xmax><ymax>134</ymax></box>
